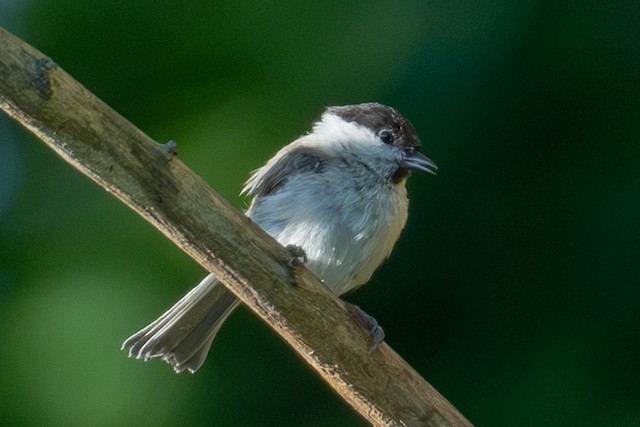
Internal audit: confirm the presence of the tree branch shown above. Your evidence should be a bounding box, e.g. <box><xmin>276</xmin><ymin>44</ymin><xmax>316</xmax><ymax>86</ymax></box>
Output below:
<box><xmin>0</xmin><ymin>26</ymin><xmax>472</xmax><ymax>427</ymax></box>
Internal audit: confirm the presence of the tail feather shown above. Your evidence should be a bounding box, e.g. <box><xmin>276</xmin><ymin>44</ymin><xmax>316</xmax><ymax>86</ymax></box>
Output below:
<box><xmin>122</xmin><ymin>274</ymin><xmax>240</xmax><ymax>373</ymax></box>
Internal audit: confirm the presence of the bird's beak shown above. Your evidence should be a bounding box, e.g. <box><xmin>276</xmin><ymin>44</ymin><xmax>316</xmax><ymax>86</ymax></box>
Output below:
<box><xmin>401</xmin><ymin>149</ymin><xmax>438</xmax><ymax>175</ymax></box>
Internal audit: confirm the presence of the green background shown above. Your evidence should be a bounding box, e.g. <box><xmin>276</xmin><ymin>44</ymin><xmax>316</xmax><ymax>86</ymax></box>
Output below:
<box><xmin>1</xmin><ymin>1</ymin><xmax>639</xmax><ymax>426</ymax></box>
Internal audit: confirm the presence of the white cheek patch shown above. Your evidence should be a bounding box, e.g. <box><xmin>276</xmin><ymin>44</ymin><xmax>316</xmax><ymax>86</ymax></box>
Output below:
<box><xmin>308</xmin><ymin>114</ymin><xmax>380</xmax><ymax>156</ymax></box>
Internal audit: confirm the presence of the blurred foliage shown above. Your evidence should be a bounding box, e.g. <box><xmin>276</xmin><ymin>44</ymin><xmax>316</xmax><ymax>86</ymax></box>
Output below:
<box><xmin>1</xmin><ymin>0</ymin><xmax>639</xmax><ymax>426</ymax></box>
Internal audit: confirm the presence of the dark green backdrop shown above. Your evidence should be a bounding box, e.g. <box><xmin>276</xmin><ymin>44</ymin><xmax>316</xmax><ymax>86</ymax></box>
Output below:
<box><xmin>1</xmin><ymin>1</ymin><xmax>639</xmax><ymax>426</ymax></box>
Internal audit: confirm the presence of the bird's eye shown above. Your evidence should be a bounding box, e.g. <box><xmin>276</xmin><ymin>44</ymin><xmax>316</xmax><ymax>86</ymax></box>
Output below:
<box><xmin>379</xmin><ymin>130</ymin><xmax>393</xmax><ymax>144</ymax></box>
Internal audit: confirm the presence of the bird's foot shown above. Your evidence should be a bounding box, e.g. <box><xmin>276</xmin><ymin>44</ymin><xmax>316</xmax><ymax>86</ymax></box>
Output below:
<box><xmin>344</xmin><ymin>302</ymin><xmax>385</xmax><ymax>352</ymax></box>
<box><xmin>160</xmin><ymin>139</ymin><xmax>178</xmax><ymax>159</ymax></box>
<box><xmin>285</xmin><ymin>244</ymin><xmax>307</xmax><ymax>269</ymax></box>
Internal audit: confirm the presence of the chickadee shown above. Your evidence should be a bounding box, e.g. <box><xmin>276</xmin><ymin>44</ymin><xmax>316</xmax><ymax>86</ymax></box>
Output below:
<box><xmin>122</xmin><ymin>102</ymin><xmax>437</xmax><ymax>373</ymax></box>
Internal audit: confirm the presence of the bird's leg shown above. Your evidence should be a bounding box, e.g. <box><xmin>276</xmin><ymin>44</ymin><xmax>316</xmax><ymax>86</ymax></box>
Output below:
<box><xmin>344</xmin><ymin>302</ymin><xmax>385</xmax><ymax>352</ymax></box>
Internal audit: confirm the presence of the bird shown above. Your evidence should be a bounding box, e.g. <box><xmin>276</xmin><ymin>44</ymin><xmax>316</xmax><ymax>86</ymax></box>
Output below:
<box><xmin>122</xmin><ymin>102</ymin><xmax>437</xmax><ymax>373</ymax></box>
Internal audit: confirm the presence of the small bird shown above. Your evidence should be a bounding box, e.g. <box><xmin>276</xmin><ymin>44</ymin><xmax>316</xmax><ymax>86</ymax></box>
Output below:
<box><xmin>122</xmin><ymin>102</ymin><xmax>437</xmax><ymax>373</ymax></box>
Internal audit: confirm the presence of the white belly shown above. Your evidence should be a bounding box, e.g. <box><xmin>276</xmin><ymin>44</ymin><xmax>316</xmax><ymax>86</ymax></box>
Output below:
<box><xmin>248</xmin><ymin>175</ymin><xmax>409</xmax><ymax>295</ymax></box>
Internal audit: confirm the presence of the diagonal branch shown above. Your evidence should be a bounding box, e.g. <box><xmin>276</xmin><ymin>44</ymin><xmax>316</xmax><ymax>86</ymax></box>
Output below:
<box><xmin>0</xmin><ymin>26</ymin><xmax>472</xmax><ymax>427</ymax></box>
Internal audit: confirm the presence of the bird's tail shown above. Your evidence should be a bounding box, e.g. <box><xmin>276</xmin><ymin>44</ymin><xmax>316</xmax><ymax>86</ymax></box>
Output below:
<box><xmin>122</xmin><ymin>274</ymin><xmax>239</xmax><ymax>373</ymax></box>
